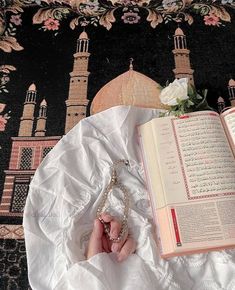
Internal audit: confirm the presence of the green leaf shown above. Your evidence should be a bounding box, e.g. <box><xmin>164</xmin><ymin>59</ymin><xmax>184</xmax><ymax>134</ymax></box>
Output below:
<box><xmin>188</xmin><ymin>100</ymin><xmax>194</xmax><ymax>106</ymax></box>
<box><xmin>188</xmin><ymin>83</ymin><xmax>195</xmax><ymax>96</ymax></box>
<box><xmin>196</xmin><ymin>93</ymin><xmax>203</xmax><ymax>99</ymax></box>
<box><xmin>195</xmin><ymin>97</ymin><xmax>208</xmax><ymax>109</ymax></box>
<box><xmin>186</xmin><ymin>100</ymin><xmax>194</xmax><ymax>108</ymax></box>
<box><xmin>200</xmin><ymin>6</ymin><xmax>210</xmax><ymax>16</ymax></box>
<box><xmin>159</xmin><ymin>112</ymin><xmax>167</xmax><ymax>118</ymax></box>
<box><xmin>203</xmin><ymin>89</ymin><xmax>208</xmax><ymax>98</ymax></box>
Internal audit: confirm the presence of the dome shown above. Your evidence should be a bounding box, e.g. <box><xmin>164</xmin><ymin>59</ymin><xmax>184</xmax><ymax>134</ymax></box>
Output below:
<box><xmin>40</xmin><ymin>99</ymin><xmax>47</xmax><ymax>106</ymax></box>
<box><xmin>174</xmin><ymin>28</ymin><xmax>184</xmax><ymax>36</ymax></box>
<box><xmin>217</xmin><ymin>96</ymin><xmax>224</xmax><ymax>103</ymax></box>
<box><xmin>91</xmin><ymin>70</ymin><xmax>167</xmax><ymax>115</ymax></box>
<box><xmin>228</xmin><ymin>78</ymin><xmax>235</xmax><ymax>87</ymax></box>
<box><xmin>28</xmin><ymin>83</ymin><xmax>36</xmax><ymax>91</ymax></box>
<box><xmin>79</xmin><ymin>31</ymin><xmax>88</xmax><ymax>40</ymax></box>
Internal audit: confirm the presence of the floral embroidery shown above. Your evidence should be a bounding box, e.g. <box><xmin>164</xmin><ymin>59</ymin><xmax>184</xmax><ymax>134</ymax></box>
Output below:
<box><xmin>221</xmin><ymin>0</ymin><xmax>233</xmax><ymax>3</ymax></box>
<box><xmin>111</xmin><ymin>0</ymin><xmax>151</xmax><ymax>5</ymax></box>
<box><xmin>10</xmin><ymin>14</ymin><xmax>22</xmax><ymax>26</ymax></box>
<box><xmin>0</xmin><ymin>65</ymin><xmax>15</xmax><ymax>132</ymax></box>
<box><xmin>162</xmin><ymin>0</ymin><xmax>179</xmax><ymax>11</ymax></box>
<box><xmin>121</xmin><ymin>12</ymin><xmax>141</xmax><ymax>23</ymax></box>
<box><xmin>0</xmin><ymin>65</ymin><xmax>16</xmax><ymax>94</ymax></box>
<box><xmin>0</xmin><ymin>1</ymin><xmax>235</xmax><ymax>52</ymax></box>
<box><xmin>42</xmin><ymin>18</ymin><xmax>60</xmax><ymax>31</ymax></box>
<box><xmin>0</xmin><ymin>2</ymin><xmax>24</xmax><ymax>53</ymax></box>
<box><xmin>0</xmin><ymin>110</ymin><xmax>10</xmax><ymax>132</ymax></box>
<box><xmin>0</xmin><ymin>103</ymin><xmax>6</xmax><ymax>114</ymax></box>
<box><xmin>204</xmin><ymin>13</ymin><xmax>221</xmax><ymax>26</ymax></box>
<box><xmin>0</xmin><ymin>115</ymin><xmax>8</xmax><ymax>132</ymax></box>
<box><xmin>79</xmin><ymin>0</ymin><xmax>101</xmax><ymax>15</ymax></box>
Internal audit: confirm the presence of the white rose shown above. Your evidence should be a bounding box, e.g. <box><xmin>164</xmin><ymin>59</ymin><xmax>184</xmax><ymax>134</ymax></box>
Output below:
<box><xmin>160</xmin><ymin>78</ymin><xmax>189</xmax><ymax>106</ymax></box>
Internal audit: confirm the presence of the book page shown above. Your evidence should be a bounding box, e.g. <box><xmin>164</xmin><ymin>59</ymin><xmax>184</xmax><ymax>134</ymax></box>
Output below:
<box><xmin>151</xmin><ymin>111</ymin><xmax>235</xmax><ymax>253</ymax></box>
<box><xmin>139</xmin><ymin>111</ymin><xmax>235</xmax><ymax>255</ymax></box>
<box><xmin>137</xmin><ymin>124</ymin><xmax>175</xmax><ymax>254</ymax></box>
<box><xmin>170</xmin><ymin>198</ymin><xmax>235</xmax><ymax>250</ymax></box>
<box><xmin>221</xmin><ymin>107</ymin><xmax>235</xmax><ymax>156</ymax></box>
<box><xmin>137</xmin><ymin>123</ymin><xmax>165</xmax><ymax>210</ymax></box>
<box><xmin>152</xmin><ymin>111</ymin><xmax>235</xmax><ymax>203</ymax></box>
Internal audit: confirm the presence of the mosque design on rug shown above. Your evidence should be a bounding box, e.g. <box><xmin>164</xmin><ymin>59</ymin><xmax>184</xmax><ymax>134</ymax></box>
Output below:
<box><xmin>1</xmin><ymin>1</ymin><xmax>235</xmax><ymax>288</ymax></box>
<box><xmin>0</xmin><ymin>26</ymin><xmax>235</xmax><ymax>221</ymax></box>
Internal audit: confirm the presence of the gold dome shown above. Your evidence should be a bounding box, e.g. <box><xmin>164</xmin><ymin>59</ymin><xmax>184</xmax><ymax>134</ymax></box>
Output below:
<box><xmin>91</xmin><ymin>69</ymin><xmax>166</xmax><ymax>115</ymax></box>
<box><xmin>79</xmin><ymin>31</ymin><xmax>88</xmax><ymax>39</ymax></box>
<box><xmin>217</xmin><ymin>96</ymin><xmax>224</xmax><ymax>103</ymax></box>
<box><xmin>28</xmin><ymin>83</ymin><xmax>36</xmax><ymax>91</ymax></box>
<box><xmin>174</xmin><ymin>28</ymin><xmax>184</xmax><ymax>36</ymax></box>
<box><xmin>40</xmin><ymin>99</ymin><xmax>47</xmax><ymax>107</ymax></box>
<box><xmin>228</xmin><ymin>78</ymin><xmax>235</xmax><ymax>87</ymax></box>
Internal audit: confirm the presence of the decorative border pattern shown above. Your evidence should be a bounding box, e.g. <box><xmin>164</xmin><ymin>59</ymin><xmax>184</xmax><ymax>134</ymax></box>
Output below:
<box><xmin>171</xmin><ymin>113</ymin><xmax>235</xmax><ymax>200</ymax></box>
<box><xmin>0</xmin><ymin>225</ymin><xmax>24</xmax><ymax>239</ymax></box>
<box><xmin>0</xmin><ymin>238</ymin><xmax>30</xmax><ymax>289</ymax></box>
<box><xmin>1</xmin><ymin>1</ymin><xmax>235</xmax><ymax>53</ymax></box>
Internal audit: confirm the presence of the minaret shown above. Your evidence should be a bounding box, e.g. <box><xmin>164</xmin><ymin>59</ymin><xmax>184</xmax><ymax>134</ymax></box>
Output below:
<box><xmin>35</xmin><ymin>99</ymin><xmax>47</xmax><ymax>136</ymax></box>
<box><xmin>217</xmin><ymin>96</ymin><xmax>225</xmax><ymax>113</ymax></box>
<box><xmin>18</xmin><ymin>83</ymin><xmax>37</xmax><ymax>136</ymax></box>
<box><xmin>65</xmin><ymin>30</ymin><xmax>90</xmax><ymax>134</ymax></box>
<box><xmin>172</xmin><ymin>27</ymin><xmax>194</xmax><ymax>85</ymax></box>
<box><xmin>228</xmin><ymin>78</ymin><xmax>235</xmax><ymax>107</ymax></box>
<box><xmin>129</xmin><ymin>57</ymin><xmax>134</xmax><ymax>70</ymax></box>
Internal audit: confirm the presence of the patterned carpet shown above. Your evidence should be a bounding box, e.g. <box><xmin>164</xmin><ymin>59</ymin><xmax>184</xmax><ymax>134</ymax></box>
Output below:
<box><xmin>0</xmin><ymin>1</ymin><xmax>235</xmax><ymax>289</ymax></box>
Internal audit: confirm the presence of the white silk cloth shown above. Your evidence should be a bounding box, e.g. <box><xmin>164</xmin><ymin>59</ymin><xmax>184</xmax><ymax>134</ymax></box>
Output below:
<box><xmin>23</xmin><ymin>105</ymin><xmax>235</xmax><ymax>290</ymax></box>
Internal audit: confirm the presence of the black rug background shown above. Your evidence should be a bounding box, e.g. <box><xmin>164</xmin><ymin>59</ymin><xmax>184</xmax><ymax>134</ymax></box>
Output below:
<box><xmin>0</xmin><ymin>4</ymin><xmax>235</xmax><ymax>289</ymax></box>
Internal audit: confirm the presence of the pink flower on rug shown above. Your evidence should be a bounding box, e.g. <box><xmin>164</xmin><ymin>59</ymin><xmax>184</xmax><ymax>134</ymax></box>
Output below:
<box><xmin>121</xmin><ymin>12</ymin><xmax>140</xmax><ymax>24</ymax></box>
<box><xmin>80</xmin><ymin>0</ymin><xmax>100</xmax><ymax>15</ymax></box>
<box><xmin>204</xmin><ymin>13</ymin><xmax>220</xmax><ymax>26</ymax></box>
<box><xmin>0</xmin><ymin>115</ymin><xmax>7</xmax><ymax>132</ymax></box>
<box><xmin>118</xmin><ymin>0</ymin><xmax>131</xmax><ymax>5</ymax></box>
<box><xmin>43</xmin><ymin>18</ymin><xmax>60</xmax><ymax>31</ymax></box>
<box><xmin>10</xmin><ymin>14</ymin><xmax>22</xmax><ymax>26</ymax></box>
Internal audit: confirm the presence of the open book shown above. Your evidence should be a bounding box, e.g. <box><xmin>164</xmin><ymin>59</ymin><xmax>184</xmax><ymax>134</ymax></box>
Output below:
<box><xmin>137</xmin><ymin>108</ymin><xmax>235</xmax><ymax>258</ymax></box>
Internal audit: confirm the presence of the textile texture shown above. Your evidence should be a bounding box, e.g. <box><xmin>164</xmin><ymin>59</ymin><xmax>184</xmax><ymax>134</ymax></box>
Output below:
<box><xmin>0</xmin><ymin>1</ymin><xmax>235</xmax><ymax>289</ymax></box>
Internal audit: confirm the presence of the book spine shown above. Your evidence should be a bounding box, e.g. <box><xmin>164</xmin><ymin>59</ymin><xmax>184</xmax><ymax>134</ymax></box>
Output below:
<box><xmin>136</xmin><ymin>125</ymin><xmax>163</xmax><ymax>255</ymax></box>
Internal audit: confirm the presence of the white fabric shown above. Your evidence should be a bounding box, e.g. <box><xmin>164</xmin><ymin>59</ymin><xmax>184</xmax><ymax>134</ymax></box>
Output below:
<box><xmin>23</xmin><ymin>105</ymin><xmax>235</xmax><ymax>290</ymax></box>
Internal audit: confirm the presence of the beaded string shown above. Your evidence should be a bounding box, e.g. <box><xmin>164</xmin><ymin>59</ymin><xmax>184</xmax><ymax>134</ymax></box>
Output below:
<box><xmin>96</xmin><ymin>160</ymin><xmax>130</xmax><ymax>243</ymax></box>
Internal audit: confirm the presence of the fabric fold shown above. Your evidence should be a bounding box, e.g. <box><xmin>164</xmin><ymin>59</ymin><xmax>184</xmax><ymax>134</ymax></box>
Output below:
<box><xmin>23</xmin><ymin>105</ymin><xmax>235</xmax><ymax>290</ymax></box>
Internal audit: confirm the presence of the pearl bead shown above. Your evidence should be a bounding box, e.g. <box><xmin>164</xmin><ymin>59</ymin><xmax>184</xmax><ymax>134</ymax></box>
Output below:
<box><xmin>96</xmin><ymin>160</ymin><xmax>130</xmax><ymax>243</ymax></box>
